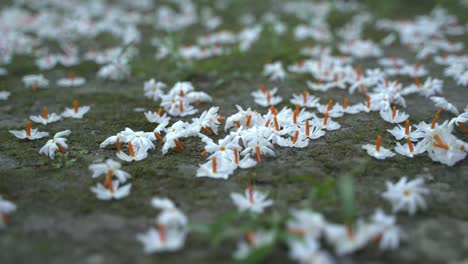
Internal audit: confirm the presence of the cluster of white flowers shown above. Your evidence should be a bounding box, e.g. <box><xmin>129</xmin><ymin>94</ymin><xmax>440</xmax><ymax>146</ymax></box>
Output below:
<box><xmin>360</xmin><ymin>106</ymin><xmax>467</xmax><ymax>165</ymax></box>
<box><xmin>0</xmin><ymin>0</ymin><xmax>142</xmax><ymax>84</ymax></box>
<box><xmin>253</xmin><ymin>46</ymin><xmax>467</xmax><ymax>167</ymax></box>
<box><xmin>9</xmin><ymin>100</ymin><xmax>90</xmax><ymax>159</ymax></box>
<box><xmin>228</xmin><ymin>176</ymin><xmax>429</xmax><ymax>262</ymax></box>
<box><xmin>377</xmin><ymin>8</ymin><xmax>467</xmax><ymax>87</ymax></box>
<box><xmin>100</xmin><ymin>81</ymin><xmax>220</xmax><ymax>162</ymax></box>
<box><xmin>239</xmin><ymin>48</ymin><xmax>466</xmax><ymax>167</ymax></box>
<box><xmin>21</xmin><ymin>72</ymin><xmax>87</xmax><ymax>89</ymax></box>
<box><xmin>145</xmin><ymin>81</ymin><xmax>212</xmax><ymax>117</ymax></box>
<box><xmin>9</xmin><ymin>118</ymin><xmax>72</xmax><ymax>159</ymax></box>
<box><xmin>153</xmin><ymin>25</ymin><xmax>264</xmax><ymax>61</ymax></box>
<box><xmin>339</xmin><ymin>40</ymin><xmax>383</xmax><ymax>58</ymax></box>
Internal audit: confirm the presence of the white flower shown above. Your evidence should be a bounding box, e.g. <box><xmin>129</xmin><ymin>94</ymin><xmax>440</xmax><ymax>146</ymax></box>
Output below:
<box><xmin>9</xmin><ymin>120</ymin><xmax>49</xmax><ymax>140</ymax></box>
<box><xmin>22</xmin><ymin>74</ymin><xmax>49</xmax><ymax>90</ymax></box>
<box><xmin>233</xmin><ymin>230</ymin><xmax>275</xmax><ymax>259</ymax></box>
<box><xmin>362</xmin><ymin>135</ymin><xmax>395</xmax><ymax>160</ymax></box>
<box><xmin>170</xmin><ymin>81</ymin><xmax>195</xmax><ymax>96</ymax></box>
<box><xmin>200</xmin><ymin>134</ymin><xmax>257</xmax><ymax>172</ymax></box>
<box><xmin>162</xmin><ymin>121</ymin><xmax>193</xmax><ymax>154</ymax></box>
<box><xmin>56</xmin><ymin>72</ymin><xmax>86</xmax><ymax>87</ymax></box>
<box><xmin>157</xmin><ymin>209</ymin><xmax>188</xmax><ymax>231</ymax></box>
<box><xmin>151</xmin><ymin>197</ymin><xmax>176</xmax><ymax>210</ymax></box>
<box><xmin>382</xmin><ymin>176</ymin><xmax>429</xmax><ymax>215</ymax></box>
<box><xmin>449</xmin><ymin>110</ymin><xmax>468</xmax><ymax>129</ymax></box>
<box><xmin>186</xmin><ymin>91</ymin><xmax>212</xmax><ymax>105</ymax></box>
<box><xmin>36</xmin><ymin>54</ymin><xmax>58</xmax><ymax>70</ymax></box>
<box><xmin>151</xmin><ymin>197</ymin><xmax>188</xmax><ymax>228</ymax></box>
<box><xmin>412</xmin><ymin>114</ymin><xmax>466</xmax><ymax>166</ymax></box>
<box><xmin>290</xmin><ymin>91</ymin><xmax>320</xmax><ymax>108</ymax></box>
<box><xmin>456</xmin><ymin>70</ymin><xmax>468</xmax><ymax>86</ymax></box>
<box><xmin>263</xmin><ymin>61</ymin><xmax>286</xmax><ymax>81</ymax></box>
<box><xmin>145</xmin><ymin>109</ymin><xmax>171</xmax><ymax>124</ymax></box>
<box><xmin>277</xmin><ymin>131</ymin><xmax>310</xmax><ymax>148</ymax></box>
<box><xmin>61</xmin><ymin>100</ymin><xmax>90</xmax><ymax>119</ymax></box>
<box><xmin>339</xmin><ymin>40</ymin><xmax>382</xmax><ymax>58</ymax></box>
<box><xmin>324</xmin><ymin>221</ymin><xmax>380</xmax><ymax>255</ymax></box>
<box><xmin>335</xmin><ymin>100</ymin><xmax>362</xmax><ymax>114</ymax></box>
<box><xmin>371</xmin><ymin>209</ymin><xmax>400</xmax><ymax>250</ymax></box>
<box><xmin>97</xmin><ymin>59</ymin><xmax>131</xmax><ymax>81</ymax></box>
<box><xmin>403</xmin><ymin>78</ymin><xmax>443</xmax><ymax>98</ymax></box>
<box><xmin>369</xmin><ymin>80</ymin><xmax>406</xmax><ymax>110</ymax></box>
<box><xmin>200</xmin><ymin>135</ymin><xmax>240</xmax><ymax>158</ymax></box>
<box><xmin>379</xmin><ymin>106</ymin><xmax>409</xmax><ymax>124</ymax></box>
<box><xmin>225</xmin><ymin>105</ymin><xmax>260</xmax><ymax>130</ymax></box>
<box><xmin>116</xmin><ymin>142</ymin><xmax>149</xmax><ymax>162</ymax></box>
<box><xmin>387</xmin><ymin>120</ymin><xmax>423</xmax><ymax>141</ymax></box>
<box><xmin>196</xmin><ymin>157</ymin><xmax>236</xmax><ymax>179</ymax></box>
<box><xmin>402</xmin><ymin>64</ymin><xmax>427</xmax><ymax>77</ymax></box>
<box><xmin>137</xmin><ymin>226</ymin><xmax>187</xmax><ymax>254</ymax></box>
<box><xmin>317</xmin><ymin>103</ymin><xmax>344</xmax><ymax>118</ymax></box>
<box><xmin>90</xmin><ymin>180</ymin><xmax>132</xmax><ymax>200</ymax></box>
<box><xmin>394</xmin><ymin>139</ymin><xmax>425</xmax><ymax>158</ymax></box>
<box><xmin>178</xmin><ymin>45</ymin><xmax>216</xmax><ymax>60</ymax></box>
<box><xmin>230</xmin><ymin>185</ymin><xmax>273</xmax><ymax>213</ymax></box>
<box><xmin>138</xmin><ymin>199</ymin><xmax>188</xmax><ymax>255</ymax></box>
<box><xmin>0</xmin><ymin>196</ymin><xmax>16</xmax><ymax>229</ymax></box>
<box><xmin>160</xmin><ymin>96</ymin><xmax>198</xmax><ymax>117</ymax></box>
<box><xmin>287</xmin><ymin>209</ymin><xmax>327</xmax><ymax>239</ymax></box>
<box><xmin>241</xmin><ymin>126</ymin><xmax>275</xmax><ymax>162</ymax></box>
<box><xmin>288</xmin><ymin>237</ymin><xmax>334</xmax><ymax>264</ymax></box>
<box><xmin>299</xmin><ymin>120</ymin><xmax>325</xmax><ymax>140</ymax></box>
<box><xmin>381</xmin><ymin>33</ymin><xmax>396</xmax><ymax>46</ymax></box>
<box><xmin>228</xmin><ymin>126</ymin><xmax>249</xmax><ymax>146</ymax></box>
<box><xmin>30</xmin><ymin>106</ymin><xmax>62</xmax><ymax>125</ymax></box>
<box><xmin>306</xmin><ymin>81</ymin><xmax>336</xmax><ymax>92</ymax></box>
<box><xmin>100</xmin><ymin>133</ymin><xmax>124</xmax><ymax>149</ymax></box>
<box><xmin>239</xmin><ymin>25</ymin><xmax>262</xmax><ymax>51</ymax></box>
<box><xmin>57</xmin><ymin>54</ymin><xmax>80</xmax><ymax>67</ymax></box>
<box><xmin>149</xmin><ymin>121</ymin><xmax>169</xmax><ymax>143</ymax></box>
<box><xmin>313</xmin><ymin>114</ymin><xmax>341</xmax><ymax>131</ymax></box>
<box><xmin>39</xmin><ymin>130</ymin><xmax>71</xmax><ymax>159</ymax></box>
<box><xmin>430</xmin><ymin>96</ymin><xmax>459</xmax><ymax>115</ymax></box>
<box><xmin>235</xmin><ymin>155</ymin><xmax>258</xmax><ymax>169</ymax></box>
<box><xmin>426</xmin><ymin>133</ymin><xmax>467</xmax><ymax>166</ymax></box>
<box><xmin>252</xmin><ymin>86</ymin><xmax>283</xmax><ymax>107</ymax></box>
<box><xmin>89</xmin><ymin>159</ymin><xmax>131</xmax><ymax>183</ymax></box>
<box><xmin>353</xmin><ymin>95</ymin><xmax>380</xmax><ymax>113</ymax></box>
<box><xmin>122</xmin><ymin>128</ymin><xmax>155</xmax><ymax>152</ymax></box>
<box><xmin>191</xmin><ymin>107</ymin><xmax>225</xmax><ymax>135</ymax></box>
<box><xmin>0</xmin><ymin>91</ymin><xmax>11</xmax><ymax>100</ymax></box>
<box><xmin>144</xmin><ymin>79</ymin><xmax>166</xmax><ymax>101</ymax></box>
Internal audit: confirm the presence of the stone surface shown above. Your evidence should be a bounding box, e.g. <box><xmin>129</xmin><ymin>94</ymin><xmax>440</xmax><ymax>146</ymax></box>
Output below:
<box><xmin>0</xmin><ymin>0</ymin><xmax>468</xmax><ymax>263</ymax></box>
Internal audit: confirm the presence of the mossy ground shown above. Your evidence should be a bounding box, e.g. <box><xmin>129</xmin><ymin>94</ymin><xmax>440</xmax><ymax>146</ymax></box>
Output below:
<box><xmin>0</xmin><ymin>0</ymin><xmax>468</xmax><ymax>263</ymax></box>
